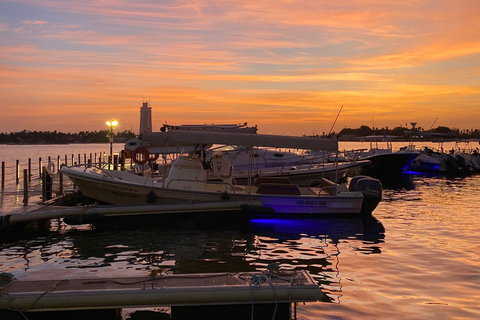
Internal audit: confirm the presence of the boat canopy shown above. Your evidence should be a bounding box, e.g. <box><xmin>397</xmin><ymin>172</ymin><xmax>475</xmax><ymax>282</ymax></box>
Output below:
<box><xmin>131</xmin><ymin>130</ymin><xmax>338</xmax><ymax>152</ymax></box>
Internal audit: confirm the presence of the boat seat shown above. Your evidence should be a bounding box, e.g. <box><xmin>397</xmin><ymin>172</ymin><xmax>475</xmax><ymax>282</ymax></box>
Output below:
<box><xmin>211</xmin><ymin>157</ymin><xmax>233</xmax><ymax>178</ymax></box>
<box><xmin>253</xmin><ymin>177</ymin><xmax>292</xmax><ymax>186</ymax></box>
<box><xmin>256</xmin><ymin>183</ymin><xmax>301</xmax><ymax>195</ymax></box>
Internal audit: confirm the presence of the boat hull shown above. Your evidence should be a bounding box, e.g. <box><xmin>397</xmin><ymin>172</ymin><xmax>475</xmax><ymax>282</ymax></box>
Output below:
<box><xmin>63</xmin><ymin>167</ymin><xmax>367</xmax><ymax>216</ymax></box>
<box><xmin>359</xmin><ymin>152</ymin><xmax>417</xmax><ymax>178</ymax></box>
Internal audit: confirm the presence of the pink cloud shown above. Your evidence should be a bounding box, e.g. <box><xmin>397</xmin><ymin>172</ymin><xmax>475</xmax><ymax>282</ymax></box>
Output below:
<box><xmin>0</xmin><ymin>0</ymin><xmax>480</xmax><ymax>133</ymax></box>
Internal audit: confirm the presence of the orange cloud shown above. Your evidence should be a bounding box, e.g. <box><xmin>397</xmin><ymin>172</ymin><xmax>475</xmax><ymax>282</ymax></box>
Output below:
<box><xmin>0</xmin><ymin>0</ymin><xmax>480</xmax><ymax>134</ymax></box>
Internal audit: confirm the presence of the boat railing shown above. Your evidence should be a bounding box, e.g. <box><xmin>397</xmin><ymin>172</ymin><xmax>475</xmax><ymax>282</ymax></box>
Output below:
<box><xmin>307</xmin><ymin>178</ymin><xmax>337</xmax><ymax>196</ymax></box>
<box><xmin>342</xmin><ymin>148</ymin><xmax>368</xmax><ymax>161</ymax></box>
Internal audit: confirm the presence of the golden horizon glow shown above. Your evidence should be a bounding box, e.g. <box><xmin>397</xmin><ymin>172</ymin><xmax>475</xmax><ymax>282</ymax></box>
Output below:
<box><xmin>1</xmin><ymin>0</ymin><xmax>480</xmax><ymax>135</ymax></box>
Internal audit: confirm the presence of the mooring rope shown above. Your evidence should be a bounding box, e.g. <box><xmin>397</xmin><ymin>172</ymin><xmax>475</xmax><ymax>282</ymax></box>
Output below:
<box><xmin>239</xmin><ymin>263</ymin><xmax>284</xmax><ymax>320</ymax></box>
<box><xmin>0</xmin><ymin>277</ymin><xmax>67</xmax><ymax>315</ymax></box>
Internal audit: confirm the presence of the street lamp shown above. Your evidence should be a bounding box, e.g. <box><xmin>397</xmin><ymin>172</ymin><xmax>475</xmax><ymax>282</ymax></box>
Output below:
<box><xmin>106</xmin><ymin>120</ymin><xmax>117</xmax><ymax>165</ymax></box>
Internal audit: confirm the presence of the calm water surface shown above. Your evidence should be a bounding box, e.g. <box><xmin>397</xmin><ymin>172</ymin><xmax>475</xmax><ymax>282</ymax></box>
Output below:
<box><xmin>1</xmin><ymin>142</ymin><xmax>479</xmax><ymax>319</ymax></box>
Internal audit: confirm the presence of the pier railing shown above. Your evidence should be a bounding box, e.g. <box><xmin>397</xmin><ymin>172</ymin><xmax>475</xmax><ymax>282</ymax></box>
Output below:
<box><xmin>0</xmin><ymin>152</ymin><xmax>117</xmax><ymax>208</ymax></box>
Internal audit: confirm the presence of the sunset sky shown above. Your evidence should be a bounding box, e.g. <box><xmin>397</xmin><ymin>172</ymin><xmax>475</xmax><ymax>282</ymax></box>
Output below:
<box><xmin>1</xmin><ymin>0</ymin><xmax>479</xmax><ymax>135</ymax></box>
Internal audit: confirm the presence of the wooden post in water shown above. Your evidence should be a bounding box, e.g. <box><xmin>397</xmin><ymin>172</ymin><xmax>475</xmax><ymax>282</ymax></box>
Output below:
<box><xmin>71</xmin><ymin>154</ymin><xmax>74</xmax><ymax>166</ymax></box>
<box><xmin>114</xmin><ymin>154</ymin><xmax>118</xmax><ymax>170</ymax></box>
<box><xmin>42</xmin><ymin>166</ymin><xmax>53</xmax><ymax>202</ymax></box>
<box><xmin>41</xmin><ymin>166</ymin><xmax>45</xmax><ymax>201</ymax></box>
<box><xmin>16</xmin><ymin>160</ymin><xmax>19</xmax><ymax>185</ymax></box>
<box><xmin>39</xmin><ymin>157</ymin><xmax>42</xmax><ymax>179</ymax></box>
<box><xmin>59</xmin><ymin>166</ymin><xmax>63</xmax><ymax>195</ymax></box>
<box><xmin>1</xmin><ymin>161</ymin><xmax>4</xmax><ymax>189</ymax></box>
<box><xmin>28</xmin><ymin>158</ymin><xmax>31</xmax><ymax>182</ymax></box>
<box><xmin>84</xmin><ymin>153</ymin><xmax>87</xmax><ymax>165</ymax></box>
<box><xmin>57</xmin><ymin>155</ymin><xmax>60</xmax><ymax>173</ymax></box>
<box><xmin>120</xmin><ymin>150</ymin><xmax>125</xmax><ymax>171</ymax></box>
<box><xmin>65</xmin><ymin>155</ymin><xmax>68</xmax><ymax>167</ymax></box>
<box><xmin>23</xmin><ymin>169</ymin><xmax>28</xmax><ymax>206</ymax></box>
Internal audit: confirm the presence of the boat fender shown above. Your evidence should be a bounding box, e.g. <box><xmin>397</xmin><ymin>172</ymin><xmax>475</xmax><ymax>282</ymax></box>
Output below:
<box><xmin>0</xmin><ymin>272</ymin><xmax>15</xmax><ymax>282</ymax></box>
<box><xmin>221</xmin><ymin>191</ymin><xmax>230</xmax><ymax>200</ymax></box>
<box><xmin>146</xmin><ymin>191</ymin><xmax>156</xmax><ymax>203</ymax></box>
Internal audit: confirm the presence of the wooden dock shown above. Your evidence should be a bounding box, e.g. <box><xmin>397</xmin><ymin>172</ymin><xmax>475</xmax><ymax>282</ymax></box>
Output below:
<box><xmin>0</xmin><ymin>199</ymin><xmax>264</xmax><ymax>231</ymax></box>
<box><xmin>0</xmin><ymin>270</ymin><xmax>323</xmax><ymax>320</ymax></box>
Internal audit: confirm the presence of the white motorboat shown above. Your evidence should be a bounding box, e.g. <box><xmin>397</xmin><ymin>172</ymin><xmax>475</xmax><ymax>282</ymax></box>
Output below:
<box><xmin>62</xmin><ymin>131</ymin><xmax>382</xmax><ymax>217</ymax></box>
<box><xmin>62</xmin><ymin>155</ymin><xmax>381</xmax><ymax>217</ymax></box>
<box><xmin>409</xmin><ymin>153</ymin><xmax>441</xmax><ymax>173</ymax></box>
<box><xmin>415</xmin><ymin>140</ymin><xmax>479</xmax><ymax>176</ymax></box>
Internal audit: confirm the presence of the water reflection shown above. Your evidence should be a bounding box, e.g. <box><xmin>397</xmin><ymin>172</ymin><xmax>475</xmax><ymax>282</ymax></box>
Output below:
<box><xmin>249</xmin><ymin>217</ymin><xmax>385</xmax><ymax>301</ymax></box>
<box><xmin>1</xmin><ymin>215</ymin><xmax>385</xmax><ymax>307</ymax></box>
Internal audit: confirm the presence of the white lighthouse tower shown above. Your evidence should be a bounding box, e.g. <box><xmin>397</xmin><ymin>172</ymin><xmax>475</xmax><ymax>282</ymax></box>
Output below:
<box><xmin>139</xmin><ymin>99</ymin><xmax>152</xmax><ymax>134</ymax></box>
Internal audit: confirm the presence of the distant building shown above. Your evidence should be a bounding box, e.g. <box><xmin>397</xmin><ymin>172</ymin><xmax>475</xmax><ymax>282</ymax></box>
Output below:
<box><xmin>139</xmin><ymin>100</ymin><xmax>152</xmax><ymax>134</ymax></box>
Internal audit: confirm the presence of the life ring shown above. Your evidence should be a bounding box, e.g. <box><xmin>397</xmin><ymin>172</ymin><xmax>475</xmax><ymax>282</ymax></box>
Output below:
<box><xmin>132</xmin><ymin>148</ymin><xmax>160</xmax><ymax>165</ymax></box>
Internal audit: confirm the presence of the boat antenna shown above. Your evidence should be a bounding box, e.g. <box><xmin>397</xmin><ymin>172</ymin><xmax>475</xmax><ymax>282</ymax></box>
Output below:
<box><xmin>428</xmin><ymin>117</ymin><xmax>438</xmax><ymax>131</ymax></box>
<box><xmin>372</xmin><ymin>114</ymin><xmax>375</xmax><ymax>135</ymax></box>
<box><xmin>328</xmin><ymin>105</ymin><xmax>343</xmax><ymax>137</ymax></box>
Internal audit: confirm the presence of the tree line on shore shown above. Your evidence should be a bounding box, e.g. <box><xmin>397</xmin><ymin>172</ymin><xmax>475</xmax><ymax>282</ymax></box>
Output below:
<box><xmin>0</xmin><ymin>130</ymin><xmax>137</xmax><ymax>144</ymax></box>
<box><xmin>338</xmin><ymin>125</ymin><xmax>480</xmax><ymax>139</ymax></box>
<box><xmin>1</xmin><ymin>125</ymin><xmax>479</xmax><ymax>144</ymax></box>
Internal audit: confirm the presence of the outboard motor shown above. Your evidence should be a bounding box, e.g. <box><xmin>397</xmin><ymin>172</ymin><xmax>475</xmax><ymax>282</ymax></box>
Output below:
<box><xmin>444</xmin><ymin>154</ymin><xmax>459</xmax><ymax>175</ymax></box>
<box><xmin>455</xmin><ymin>154</ymin><xmax>474</xmax><ymax>175</ymax></box>
<box><xmin>349</xmin><ymin>175</ymin><xmax>383</xmax><ymax>215</ymax></box>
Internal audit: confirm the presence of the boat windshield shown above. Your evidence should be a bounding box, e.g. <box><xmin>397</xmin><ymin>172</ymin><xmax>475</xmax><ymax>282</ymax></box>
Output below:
<box><xmin>208</xmin><ymin>145</ymin><xmax>246</xmax><ymax>152</ymax></box>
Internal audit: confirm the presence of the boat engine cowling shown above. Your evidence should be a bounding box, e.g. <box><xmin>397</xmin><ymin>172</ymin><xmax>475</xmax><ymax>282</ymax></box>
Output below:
<box><xmin>349</xmin><ymin>175</ymin><xmax>383</xmax><ymax>215</ymax></box>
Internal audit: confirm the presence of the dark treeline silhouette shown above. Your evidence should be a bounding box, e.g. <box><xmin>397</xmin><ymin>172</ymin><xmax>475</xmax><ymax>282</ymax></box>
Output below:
<box><xmin>2</xmin><ymin>125</ymin><xmax>479</xmax><ymax>144</ymax></box>
<box><xmin>338</xmin><ymin>125</ymin><xmax>480</xmax><ymax>139</ymax></box>
<box><xmin>0</xmin><ymin>130</ymin><xmax>137</xmax><ymax>144</ymax></box>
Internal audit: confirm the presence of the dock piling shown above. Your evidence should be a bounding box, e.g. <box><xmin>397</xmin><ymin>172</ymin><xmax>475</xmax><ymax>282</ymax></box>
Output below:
<box><xmin>42</xmin><ymin>166</ymin><xmax>53</xmax><ymax>202</ymax></box>
<box><xmin>2</xmin><ymin>161</ymin><xmax>4</xmax><ymax>189</ymax></box>
<box><xmin>38</xmin><ymin>157</ymin><xmax>42</xmax><ymax>179</ymax></box>
<box><xmin>15</xmin><ymin>160</ymin><xmax>19</xmax><ymax>185</ymax></box>
<box><xmin>23</xmin><ymin>169</ymin><xmax>28</xmax><ymax>206</ymax></box>
<box><xmin>28</xmin><ymin>158</ymin><xmax>31</xmax><ymax>182</ymax></box>
<box><xmin>59</xmin><ymin>168</ymin><xmax>64</xmax><ymax>195</ymax></box>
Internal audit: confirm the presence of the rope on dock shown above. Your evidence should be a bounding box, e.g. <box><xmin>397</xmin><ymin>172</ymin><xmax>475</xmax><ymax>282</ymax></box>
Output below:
<box><xmin>0</xmin><ymin>277</ymin><xmax>67</xmax><ymax>314</ymax></box>
<box><xmin>238</xmin><ymin>263</ymin><xmax>286</xmax><ymax>320</ymax></box>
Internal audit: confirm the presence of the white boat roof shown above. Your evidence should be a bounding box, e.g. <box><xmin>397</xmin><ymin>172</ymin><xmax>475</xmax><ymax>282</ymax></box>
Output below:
<box><xmin>163</xmin><ymin>122</ymin><xmax>258</xmax><ymax>133</ymax></box>
<box><xmin>137</xmin><ymin>130</ymin><xmax>338</xmax><ymax>151</ymax></box>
